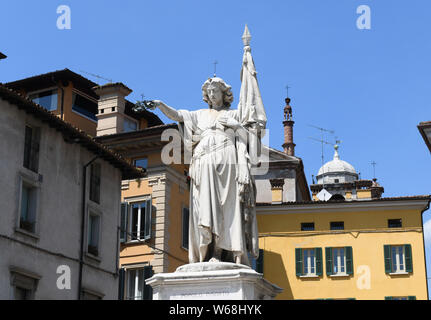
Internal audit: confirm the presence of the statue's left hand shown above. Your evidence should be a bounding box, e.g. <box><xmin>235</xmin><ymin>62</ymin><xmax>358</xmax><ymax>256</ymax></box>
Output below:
<box><xmin>218</xmin><ymin>115</ymin><xmax>241</xmax><ymax>129</ymax></box>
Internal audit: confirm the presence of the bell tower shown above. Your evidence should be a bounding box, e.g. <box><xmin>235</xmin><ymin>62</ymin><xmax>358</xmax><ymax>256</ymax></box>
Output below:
<box><xmin>282</xmin><ymin>96</ymin><xmax>296</xmax><ymax>156</ymax></box>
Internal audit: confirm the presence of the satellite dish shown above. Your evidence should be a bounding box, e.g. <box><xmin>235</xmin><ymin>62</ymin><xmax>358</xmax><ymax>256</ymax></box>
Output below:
<box><xmin>316</xmin><ymin>189</ymin><xmax>332</xmax><ymax>201</ymax></box>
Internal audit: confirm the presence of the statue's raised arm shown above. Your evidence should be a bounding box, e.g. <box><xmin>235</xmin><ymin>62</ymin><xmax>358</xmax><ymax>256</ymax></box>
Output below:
<box><xmin>151</xmin><ymin>100</ymin><xmax>184</xmax><ymax>122</ymax></box>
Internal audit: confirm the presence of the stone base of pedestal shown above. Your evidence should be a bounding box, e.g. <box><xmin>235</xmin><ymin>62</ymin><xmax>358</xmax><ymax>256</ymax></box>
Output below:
<box><xmin>145</xmin><ymin>262</ymin><xmax>282</xmax><ymax>300</ymax></box>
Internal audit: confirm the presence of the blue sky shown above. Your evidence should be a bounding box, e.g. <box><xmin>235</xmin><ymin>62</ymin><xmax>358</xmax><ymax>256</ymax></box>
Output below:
<box><xmin>1</xmin><ymin>0</ymin><xmax>431</xmax><ymax>295</ymax></box>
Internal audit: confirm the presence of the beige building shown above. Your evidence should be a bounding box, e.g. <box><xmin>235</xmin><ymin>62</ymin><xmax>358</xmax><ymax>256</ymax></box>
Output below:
<box><xmin>0</xmin><ymin>83</ymin><xmax>143</xmax><ymax>299</ymax></box>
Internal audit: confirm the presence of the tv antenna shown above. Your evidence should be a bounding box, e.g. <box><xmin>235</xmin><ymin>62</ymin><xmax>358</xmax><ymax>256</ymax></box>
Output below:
<box><xmin>79</xmin><ymin>69</ymin><xmax>113</xmax><ymax>84</ymax></box>
<box><xmin>371</xmin><ymin>161</ymin><xmax>377</xmax><ymax>179</ymax></box>
<box><xmin>308</xmin><ymin>125</ymin><xmax>337</xmax><ymax>189</ymax></box>
<box><xmin>307</xmin><ymin>124</ymin><xmax>336</xmax><ymax>167</ymax></box>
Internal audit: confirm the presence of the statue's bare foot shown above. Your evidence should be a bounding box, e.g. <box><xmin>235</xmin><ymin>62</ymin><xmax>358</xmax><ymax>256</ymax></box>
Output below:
<box><xmin>234</xmin><ymin>255</ymin><xmax>241</xmax><ymax>264</ymax></box>
<box><xmin>209</xmin><ymin>257</ymin><xmax>220</xmax><ymax>263</ymax></box>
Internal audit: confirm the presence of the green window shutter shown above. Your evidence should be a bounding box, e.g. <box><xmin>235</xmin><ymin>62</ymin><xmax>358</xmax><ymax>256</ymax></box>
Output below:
<box><xmin>408</xmin><ymin>296</ymin><xmax>416</xmax><ymax>300</ymax></box>
<box><xmin>326</xmin><ymin>247</ymin><xmax>333</xmax><ymax>276</ymax></box>
<box><xmin>182</xmin><ymin>207</ymin><xmax>190</xmax><ymax>249</ymax></box>
<box><xmin>346</xmin><ymin>246</ymin><xmax>353</xmax><ymax>275</ymax></box>
<box><xmin>256</xmin><ymin>249</ymin><xmax>264</xmax><ymax>274</ymax></box>
<box><xmin>118</xmin><ymin>268</ymin><xmax>125</xmax><ymax>300</ymax></box>
<box><xmin>143</xmin><ymin>265</ymin><xmax>154</xmax><ymax>300</ymax></box>
<box><xmin>404</xmin><ymin>244</ymin><xmax>413</xmax><ymax>273</ymax></box>
<box><xmin>385</xmin><ymin>296</ymin><xmax>393</xmax><ymax>300</ymax></box>
<box><xmin>316</xmin><ymin>248</ymin><xmax>323</xmax><ymax>276</ymax></box>
<box><xmin>384</xmin><ymin>245</ymin><xmax>392</xmax><ymax>274</ymax></box>
<box><xmin>295</xmin><ymin>248</ymin><xmax>303</xmax><ymax>276</ymax></box>
<box><xmin>120</xmin><ymin>203</ymin><xmax>128</xmax><ymax>243</ymax></box>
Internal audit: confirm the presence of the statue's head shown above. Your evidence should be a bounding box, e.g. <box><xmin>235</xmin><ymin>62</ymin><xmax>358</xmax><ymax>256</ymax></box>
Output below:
<box><xmin>202</xmin><ymin>77</ymin><xmax>234</xmax><ymax>109</ymax></box>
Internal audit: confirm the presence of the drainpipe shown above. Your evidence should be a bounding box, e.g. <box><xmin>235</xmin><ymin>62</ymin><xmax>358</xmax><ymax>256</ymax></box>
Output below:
<box><xmin>78</xmin><ymin>155</ymin><xmax>99</xmax><ymax>300</ymax></box>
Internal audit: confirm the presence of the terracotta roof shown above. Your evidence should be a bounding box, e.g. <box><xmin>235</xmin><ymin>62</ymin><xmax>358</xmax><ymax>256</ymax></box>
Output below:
<box><xmin>257</xmin><ymin>195</ymin><xmax>431</xmax><ymax>206</ymax></box>
<box><xmin>0</xmin><ymin>84</ymin><xmax>145</xmax><ymax>180</ymax></box>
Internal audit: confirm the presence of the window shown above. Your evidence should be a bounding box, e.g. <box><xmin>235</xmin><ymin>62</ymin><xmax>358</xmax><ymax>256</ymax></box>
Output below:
<box><xmin>385</xmin><ymin>296</ymin><xmax>416</xmax><ymax>300</ymax></box>
<box><xmin>81</xmin><ymin>288</ymin><xmax>104</xmax><ymax>300</ymax></box>
<box><xmin>326</xmin><ymin>247</ymin><xmax>353</xmax><ymax>276</ymax></box>
<box><xmin>23</xmin><ymin>125</ymin><xmax>40</xmax><ymax>173</ymax></box>
<box><xmin>72</xmin><ymin>92</ymin><xmax>98</xmax><ymax>121</ymax></box>
<box><xmin>334</xmin><ymin>179</ymin><xmax>339</xmax><ymax>183</ymax></box>
<box><xmin>384</xmin><ymin>244</ymin><xmax>412</xmax><ymax>274</ymax></box>
<box><xmin>29</xmin><ymin>89</ymin><xmax>58</xmax><ymax>111</ymax></box>
<box><xmin>388</xmin><ymin>219</ymin><xmax>402</xmax><ymax>228</ymax></box>
<box><xmin>303</xmin><ymin>249</ymin><xmax>316</xmax><ymax>275</ymax></box>
<box><xmin>330</xmin><ymin>221</ymin><xmax>344</xmax><ymax>230</ymax></box>
<box><xmin>19</xmin><ymin>182</ymin><xmax>37</xmax><ymax>233</ymax></box>
<box><xmin>296</xmin><ymin>248</ymin><xmax>322</xmax><ymax>277</ymax></box>
<box><xmin>332</xmin><ymin>248</ymin><xmax>346</xmax><ymax>274</ymax></box>
<box><xmin>87</xmin><ymin>212</ymin><xmax>100</xmax><ymax>257</ymax></box>
<box><xmin>124</xmin><ymin>118</ymin><xmax>138</xmax><ymax>132</ymax></box>
<box><xmin>301</xmin><ymin>223</ymin><xmax>315</xmax><ymax>231</ymax></box>
<box><xmin>123</xmin><ymin>266</ymin><xmax>153</xmax><ymax>300</ymax></box>
<box><xmin>182</xmin><ymin>207</ymin><xmax>189</xmax><ymax>249</ymax></box>
<box><xmin>89</xmin><ymin>163</ymin><xmax>101</xmax><ymax>204</ymax></box>
<box><xmin>10</xmin><ymin>267</ymin><xmax>40</xmax><ymax>300</ymax></box>
<box><xmin>123</xmin><ymin>199</ymin><xmax>152</xmax><ymax>242</ymax></box>
<box><xmin>120</xmin><ymin>203</ymin><xmax>128</xmax><ymax>243</ymax></box>
<box><xmin>134</xmin><ymin>158</ymin><xmax>148</xmax><ymax>169</ymax></box>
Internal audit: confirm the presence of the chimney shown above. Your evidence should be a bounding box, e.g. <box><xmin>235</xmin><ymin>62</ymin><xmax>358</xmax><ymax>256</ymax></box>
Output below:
<box><xmin>282</xmin><ymin>97</ymin><xmax>296</xmax><ymax>156</ymax></box>
<box><xmin>270</xmin><ymin>179</ymin><xmax>285</xmax><ymax>204</ymax></box>
<box><xmin>93</xmin><ymin>83</ymin><xmax>132</xmax><ymax>136</ymax></box>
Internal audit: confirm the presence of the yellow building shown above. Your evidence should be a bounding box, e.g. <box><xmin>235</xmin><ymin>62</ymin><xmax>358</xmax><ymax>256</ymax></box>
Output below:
<box><xmin>254</xmin><ymin>96</ymin><xmax>430</xmax><ymax>300</ymax></box>
<box><xmin>257</xmin><ymin>196</ymin><xmax>430</xmax><ymax>300</ymax></box>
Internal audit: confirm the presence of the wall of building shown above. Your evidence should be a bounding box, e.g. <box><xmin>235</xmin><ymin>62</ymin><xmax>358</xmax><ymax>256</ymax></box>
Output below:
<box><xmin>0</xmin><ymin>98</ymin><xmax>122</xmax><ymax>299</ymax></box>
<box><xmin>257</xmin><ymin>205</ymin><xmax>428</xmax><ymax>300</ymax></box>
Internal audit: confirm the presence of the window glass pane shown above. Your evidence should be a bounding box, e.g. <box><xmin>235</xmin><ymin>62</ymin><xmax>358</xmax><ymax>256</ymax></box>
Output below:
<box><xmin>399</xmin><ymin>247</ymin><xmax>405</xmax><ymax>271</ymax></box>
<box><xmin>131</xmin><ymin>204</ymin><xmax>139</xmax><ymax>239</ymax></box>
<box><xmin>301</xmin><ymin>223</ymin><xmax>315</xmax><ymax>231</ymax></box>
<box><xmin>136</xmin><ymin>270</ymin><xmax>144</xmax><ymax>300</ymax></box>
<box><xmin>310</xmin><ymin>249</ymin><xmax>315</xmax><ymax>273</ymax></box>
<box><xmin>127</xmin><ymin>270</ymin><xmax>136</xmax><ymax>299</ymax></box>
<box><xmin>30</xmin><ymin>90</ymin><xmax>58</xmax><ymax>111</ymax></box>
<box><xmin>140</xmin><ymin>205</ymin><xmax>146</xmax><ymax>238</ymax></box>
<box><xmin>20</xmin><ymin>185</ymin><xmax>30</xmax><ymax>221</ymax></box>
<box><xmin>134</xmin><ymin>158</ymin><xmax>148</xmax><ymax>169</ymax></box>
<box><xmin>124</xmin><ymin>118</ymin><xmax>138</xmax><ymax>132</ymax></box>
<box><xmin>340</xmin><ymin>248</ymin><xmax>345</xmax><ymax>273</ymax></box>
<box><xmin>388</xmin><ymin>219</ymin><xmax>402</xmax><ymax>228</ymax></box>
<box><xmin>72</xmin><ymin>93</ymin><xmax>97</xmax><ymax>121</ymax></box>
<box><xmin>303</xmin><ymin>250</ymin><xmax>309</xmax><ymax>274</ymax></box>
<box><xmin>90</xmin><ymin>163</ymin><xmax>101</xmax><ymax>204</ymax></box>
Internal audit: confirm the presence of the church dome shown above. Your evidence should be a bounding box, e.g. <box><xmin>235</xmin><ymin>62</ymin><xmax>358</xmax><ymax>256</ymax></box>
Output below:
<box><xmin>316</xmin><ymin>145</ymin><xmax>358</xmax><ymax>184</ymax></box>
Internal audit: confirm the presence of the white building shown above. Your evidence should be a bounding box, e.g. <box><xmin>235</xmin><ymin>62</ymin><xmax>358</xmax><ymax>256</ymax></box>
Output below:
<box><xmin>0</xmin><ymin>84</ymin><xmax>144</xmax><ymax>299</ymax></box>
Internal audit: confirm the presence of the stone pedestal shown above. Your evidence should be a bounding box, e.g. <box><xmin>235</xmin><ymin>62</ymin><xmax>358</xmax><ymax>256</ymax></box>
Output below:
<box><xmin>145</xmin><ymin>262</ymin><xmax>282</xmax><ymax>300</ymax></box>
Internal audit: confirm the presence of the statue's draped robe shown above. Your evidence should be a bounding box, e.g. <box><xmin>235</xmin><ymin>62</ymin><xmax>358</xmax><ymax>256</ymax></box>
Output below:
<box><xmin>178</xmin><ymin>108</ymin><xmax>260</xmax><ymax>265</ymax></box>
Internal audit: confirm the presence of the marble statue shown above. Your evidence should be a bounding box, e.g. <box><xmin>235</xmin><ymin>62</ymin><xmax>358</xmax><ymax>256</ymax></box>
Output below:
<box><xmin>148</xmin><ymin>25</ymin><xmax>267</xmax><ymax>267</ymax></box>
